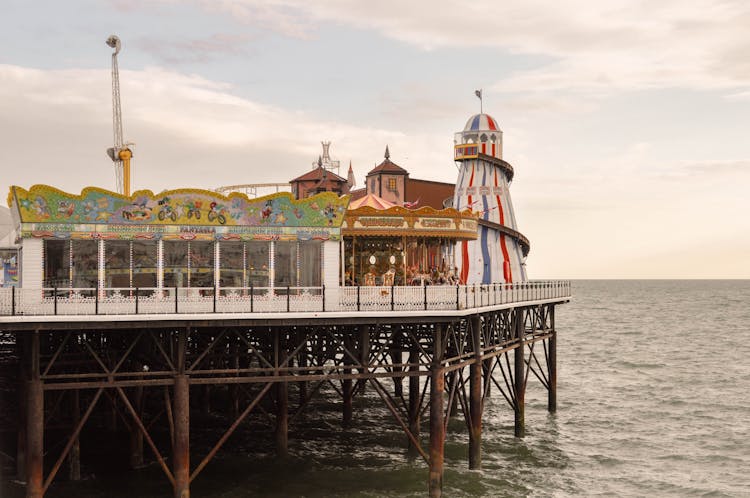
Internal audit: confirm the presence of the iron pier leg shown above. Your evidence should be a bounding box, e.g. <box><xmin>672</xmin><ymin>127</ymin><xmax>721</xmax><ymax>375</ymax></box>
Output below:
<box><xmin>26</xmin><ymin>331</ymin><xmax>43</xmax><ymax>498</ymax></box>
<box><xmin>358</xmin><ymin>325</ymin><xmax>370</xmax><ymax>394</ymax></box>
<box><xmin>548</xmin><ymin>307</ymin><xmax>557</xmax><ymax>413</ymax></box>
<box><xmin>16</xmin><ymin>335</ymin><xmax>27</xmax><ymax>482</ymax></box>
<box><xmin>392</xmin><ymin>330</ymin><xmax>403</xmax><ymax>398</ymax></box>
<box><xmin>469</xmin><ymin>315</ymin><xmax>482</xmax><ymax>469</ymax></box>
<box><xmin>173</xmin><ymin>329</ymin><xmax>190</xmax><ymax>498</ymax></box>
<box><xmin>68</xmin><ymin>389</ymin><xmax>81</xmax><ymax>480</ymax></box>
<box><xmin>429</xmin><ymin>324</ymin><xmax>445</xmax><ymax>498</ymax></box>
<box><xmin>407</xmin><ymin>342</ymin><xmax>420</xmax><ymax>456</ymax></box>
<box><xmin>129</xmin><ymin>383</ymin><xmax>144</xmax><ymax>469</ymax></box>
<box><xmin>514</xmin><ymin>308</ymin><xmax>525</xmax><ymax>438</ymax></box>
<box><xmin>342</xmin><ymin>333</ymin><xmax>353</xmax><ymax>428</ymax></box>
<box><xmin>297</xmin><ymin>352</ymin><xmax>308</xmax><ymax>407</ymax></box>
<box><xmin>276</xmin><ymin>336</ymin><xmax>289</xmax><ymax>458</ymax></box>
<box><xmin>229</xmin><ymin>338</ymin><xmax>240</xmax><ymax>420</ymax></box>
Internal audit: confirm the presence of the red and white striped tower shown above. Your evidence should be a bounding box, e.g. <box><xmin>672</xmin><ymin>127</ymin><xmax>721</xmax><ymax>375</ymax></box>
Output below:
<box><xmin>452</xmin><ymin>112</ymin><xmax>529</xmax><ymax>284</ymax></box>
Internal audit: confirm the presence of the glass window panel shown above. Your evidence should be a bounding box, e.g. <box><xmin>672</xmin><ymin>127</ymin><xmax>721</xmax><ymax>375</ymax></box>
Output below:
<box><xmin>247</xmin><ymin>242</ymin><xmax>269</xmax><ymax>288</ymax></box>
<box><xmin>190</xmin><ymin>241</ymin><xmax>214</xmax><ymax>288</ymax></box>
<box><xmin>105</xmin><ymin>240</ymin><xmax>131</xmax><ymax>288</ymax></box>
<box><xmin>298</xmin><ymin>242</ymin><xmax>321</xmax><ymax>287</ymax></box>
<box><xmin>132</xmin><ymin>241</ymin><xmax>157</xmax><ymax>288</ymax></box>
<box><xmin>163</xmin><ymin>241</ymin><xmax>188</xmax><ymax>288</ymax></box>
<box><xmin>274</xmin><ymin>242</ymin><xmax>297</xmax><ymax>288</ymax></box>
<box><xmin>72</xmin><ymin>240</ymin><xmax>98</xmax><ymax>288</ymax></box>
<box><xmin>219</xmin><ymin>242</ymin><xmax>245</xmax><ymax>288</ymax></box>
<box><xmin>44</xmin><ymin>240</ymin><xmax>70</xmax><ymax>288</ymax></box>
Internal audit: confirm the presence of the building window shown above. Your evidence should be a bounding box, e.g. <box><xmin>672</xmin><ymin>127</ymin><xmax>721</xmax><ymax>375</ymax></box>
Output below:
<box><xmin>106</xmin><ymin>240</ymin><xmax>131</xmax><ymax>288</ymax></box>
<box><xmin>387</xmin><ymin>178</ymin><xmax>397</xmax><ymax>191</ymax></box>
<box><xmin>298</xmin><ymin>241</ymin><xmax>322</xmax><ymax>287</ymax></box>
<box><xmin>43</xmin><ymin>239</ymin><xmax>98</xmax><ymax>289</ymax></box>
<box><xmin>220</xmin><ymin>241</ymin><xmax>270</xmax><ymax>288</ymax></box>
<box><xmin>132</xmin><ymin>241</ymin><xmax>157</xmax><ymax>288</ymax></box>
<box><xmin>274</xmin><ymin>241</ymin><xmax>321</xmax><ymax>288</ymax></box>
<box><xmin>189</xmin><ymin>241</ymin><xmax>214</xmax><ymax>288</ymax></box>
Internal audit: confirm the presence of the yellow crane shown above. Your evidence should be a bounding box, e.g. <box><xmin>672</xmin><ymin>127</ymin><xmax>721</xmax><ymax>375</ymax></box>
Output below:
<box><xmin>105</xmin><ymin>35</ymin><xmax>133</xmax><ymax>196</ymax></box>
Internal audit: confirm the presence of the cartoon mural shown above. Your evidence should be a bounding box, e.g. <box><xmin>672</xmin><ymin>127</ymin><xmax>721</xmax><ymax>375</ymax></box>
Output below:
<box><xmin>10</xmin><ymin>186</ymin><xmax>350</xmax><ymax>229</ymax></box>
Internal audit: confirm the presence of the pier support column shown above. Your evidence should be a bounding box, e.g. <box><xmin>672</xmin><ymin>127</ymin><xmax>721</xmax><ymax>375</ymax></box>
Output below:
<box><xmin>297</xmin><ymin>346</ymin><xmax>308</xmax><ymax>407</ymax></box>
<box><xmin>429</xmin><ymin>324</ymin><xmax>445</xmax><ymax>498</ymax></box>
<box><xmin>358</xmin><ymin>325</ymin><xmax>370</xmax><ymax>394</ymax></box>
<box><xmin>129</xmin><ymin>384</ymin><xmax>144</xmax><ymax>469</ymax></box>
<box><xmin>548</xmin><ymin>307</ymin><xmax>557</xmax><ymax>413</ymax></box>
<box><xmin>514</xmin><ymin>308</ymin><xmax>525</xmax><ymax>438</ymax></box>
<box><xmin>407</xmin><ymin>342</ymin><xmax>420</xmax><ymax>456</ymax></box>
<box><xmin>26</xmin><ymin>331</ymin><xmax>43</xmax><ymax>498</ymax></box>
<box><xmin>342</xmin><ymin>333</ymin><xmax>353</xmax><ymax>428</ymax></box>
<box><xmin>275</xmin><ymin>334</ymin><xmax>288</xmax><ymax>458</ymax></box>
<box><xmin>391</xmin><ymin>330</ymin><xmax>403</xmax><ymax>398</ymax></box>
<box><xmin>68</xmin><ymin>390</ymin><xmax>81</xmax><ymax>481</ymax></box>
<box><xmin>229</xmin><ymin>338</ymin><xmax>240</xmax><ymax>420</ymax></box>
<box><xmin>173</xmin><ymin>329</ymin><xmax>190</xmax><ymax>498</ymax></box>
<box><xmin>173</xmin><ymin>375</ymin><xmax>190</xmax><ymax>498</ymax></box>
<box><xmin>16</xmin><ymin>335</ymin><xmax>27</xmax><ymax>482</ymax></box>
<box><xmin>469</xmin><ymin>315</ymin><xmax>482</xmax><ymax>469</ymax></box>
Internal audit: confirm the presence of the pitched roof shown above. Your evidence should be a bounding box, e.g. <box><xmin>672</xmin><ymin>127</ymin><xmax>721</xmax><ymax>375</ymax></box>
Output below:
<box><xmin>348</xmin><ymin>188</ymin><xmax>367</xmax><ymax>201</ymax></box>
<box><xmin>367</xmin><ymin>145</ymin><xmax>409</xmax><ymax>176</ymax></box>
<box><xmin>290</xmin><ymin>166</ymin><xmax>347</xmax><ymax>184</ymax></box>
<box><xmin>367</xmin><ymin>159</ymin><xmax>408</xmax><ymax>176</ymax></box>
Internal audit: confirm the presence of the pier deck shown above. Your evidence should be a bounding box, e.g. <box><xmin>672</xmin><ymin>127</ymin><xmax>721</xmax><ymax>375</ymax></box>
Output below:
<box><xmin>0</xmin><ymin>281</ymin><xmax>570</xmax><ymax>498</ymax></box>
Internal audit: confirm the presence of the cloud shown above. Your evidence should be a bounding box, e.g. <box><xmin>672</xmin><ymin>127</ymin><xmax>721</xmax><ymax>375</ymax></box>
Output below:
<box><xmin>135</xmin><ymin>34</ymin><xmax>258</xmax><ymax>64</ymax></box>
<box><xmin>0</xmin><ymin>63</ymin><xmax>451</xmax><ymax>200</ymax></box>
<box><xmin>191</xmin><ymin>0</ymin><xmax>750</xmax><ymax>95</ymax></box>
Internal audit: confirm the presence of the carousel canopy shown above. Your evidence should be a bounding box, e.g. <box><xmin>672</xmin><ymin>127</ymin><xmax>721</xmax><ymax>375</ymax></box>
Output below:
<box><xmin>348</xmin><ymin>193</ymin><xmax>396</xmax><ymax>210</ymax></box>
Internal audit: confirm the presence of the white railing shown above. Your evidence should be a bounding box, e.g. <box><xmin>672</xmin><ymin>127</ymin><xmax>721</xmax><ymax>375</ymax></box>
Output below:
<box><xmin>0</xmin><ymin>281</ymin><xmax>571</xmax><ymax>317</ymax></box>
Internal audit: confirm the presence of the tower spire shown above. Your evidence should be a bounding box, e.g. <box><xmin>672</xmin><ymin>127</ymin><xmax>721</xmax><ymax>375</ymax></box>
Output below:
<box><xmin>384</xmin><ymin>145</ymin><xmax>390</xmax><ymax>160</ymax></box>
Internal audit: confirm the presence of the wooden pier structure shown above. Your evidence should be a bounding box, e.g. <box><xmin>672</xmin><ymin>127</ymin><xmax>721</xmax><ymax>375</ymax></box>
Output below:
<box><xmin>0</xmin><ymin>282</ymin><xmax>570</xmax><ymax>497</ymax></box>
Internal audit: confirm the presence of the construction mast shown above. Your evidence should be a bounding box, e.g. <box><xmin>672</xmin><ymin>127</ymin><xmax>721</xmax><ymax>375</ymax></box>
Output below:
<box><xmin>106</xmin><ymin>35</ymin><xmax>133</xmax><ymax>196</ymax></box>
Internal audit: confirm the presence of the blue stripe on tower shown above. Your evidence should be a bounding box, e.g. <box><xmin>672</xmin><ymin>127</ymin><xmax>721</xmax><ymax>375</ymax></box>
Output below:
<box><xmin>481</xmin><ymin>165</ymin><xmax>488</xmax><ymax>220</ymax></box>
<box><xmin>480</xmin><ymin>225</ymin><xmax>491</xmax><ymax>284</ymax></box>
<box><xmin>511</xmin><ymin>239</ymin><xmax>525</xmax><ymax>281</ymax></box>
<box><xmin>471</xmin><ymin>115</ymin><xmax>480</xmax><ymax>130</ymax></box>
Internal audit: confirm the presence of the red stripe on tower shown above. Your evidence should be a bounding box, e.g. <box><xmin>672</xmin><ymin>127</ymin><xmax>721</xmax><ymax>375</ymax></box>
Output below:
<box><xmin>494</xmin><ymin>169</ymin><xmax>513</xmax><ymax>283</ymax></box>
<box><xmin>461</xmin><ymin>164</ymin><xmax>476</xmax><ymax>284</ymax></box>
<box><xmin>461</xmin><ymin>240</ymin><xmax>469</xmax><ymax>284</ymax></box>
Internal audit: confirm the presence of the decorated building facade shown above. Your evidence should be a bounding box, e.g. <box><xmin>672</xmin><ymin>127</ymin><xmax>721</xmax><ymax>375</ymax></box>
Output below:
<box><xmin>8</xmin><ymin>186</ymin><xmax>347</xmax><ymax>302</ymax></box>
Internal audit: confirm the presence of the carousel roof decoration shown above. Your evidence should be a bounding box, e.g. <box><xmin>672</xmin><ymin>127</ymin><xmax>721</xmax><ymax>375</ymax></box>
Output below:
<box><xmin>342</xmin><ymin>203</ymin><xmax>478</xmax><ymax>240</ymax></box>
<box><xmin>348</xmin><ymin>193</ymin><xmax>396</xmax><ymax>210</ymax></box>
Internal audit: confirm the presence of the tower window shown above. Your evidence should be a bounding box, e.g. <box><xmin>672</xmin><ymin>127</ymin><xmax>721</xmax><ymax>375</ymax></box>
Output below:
<box><xmin>387</xmin><ymin>178</ymin><xmax>397</xmax><ymax>191</ymax></box>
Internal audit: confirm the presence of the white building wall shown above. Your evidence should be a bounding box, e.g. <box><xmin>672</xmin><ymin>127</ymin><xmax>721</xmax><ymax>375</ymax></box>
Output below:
<box><xmin>21</xmin><ymin>238</ymin><xmax>43</xmax><ymax>288</ymax></box>
<box><xmin>323</xmin><ymin>240</ymin><xmax>340</xmax><ymax>310</ymax></box>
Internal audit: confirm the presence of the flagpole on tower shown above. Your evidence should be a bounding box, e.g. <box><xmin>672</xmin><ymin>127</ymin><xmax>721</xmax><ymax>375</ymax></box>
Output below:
<box><xmin>475</xmin><ymin>89</ymin><xmax>483</xmax><ymax>114</ymax></box>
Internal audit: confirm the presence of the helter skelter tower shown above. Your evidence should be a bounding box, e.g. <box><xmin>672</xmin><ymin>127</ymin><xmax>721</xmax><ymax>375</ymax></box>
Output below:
<box><xmin>453</xmin><ymin>110</ymin><xmax>530</xmax><ymax>284</ymax></box>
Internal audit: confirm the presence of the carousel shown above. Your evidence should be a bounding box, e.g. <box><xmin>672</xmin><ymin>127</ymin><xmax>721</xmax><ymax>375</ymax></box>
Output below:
<box><xmin>341</xmin><ymin>193</ymin><xmax>477</xmax><ymax>286</ymax></box>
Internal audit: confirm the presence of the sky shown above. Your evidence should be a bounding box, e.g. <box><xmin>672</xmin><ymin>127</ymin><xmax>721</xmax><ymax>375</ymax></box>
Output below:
<box><xmin>1</xmin><ymin>0</ymin><xmax>749</xmax><ymax>279</ymax></box>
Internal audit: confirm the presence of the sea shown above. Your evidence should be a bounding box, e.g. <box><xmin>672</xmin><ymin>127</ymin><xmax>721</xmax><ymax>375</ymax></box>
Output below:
<box><xmin>3</xmin><ymin>280</ymin><xmax>749</xmax><ymax>497</ymax></box>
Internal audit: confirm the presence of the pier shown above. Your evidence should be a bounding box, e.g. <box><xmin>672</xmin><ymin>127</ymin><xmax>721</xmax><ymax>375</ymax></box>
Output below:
<box><xmin>0</xmin><ymin>281</ymin><xmax>569</xmax><ymax>497</ymax></box>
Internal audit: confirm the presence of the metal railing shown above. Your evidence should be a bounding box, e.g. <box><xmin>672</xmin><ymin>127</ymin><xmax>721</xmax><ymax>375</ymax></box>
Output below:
<box><xmin>0</xmin><ymin>281</ymin><xmax>570</xmax><ymax>317</ymax></box>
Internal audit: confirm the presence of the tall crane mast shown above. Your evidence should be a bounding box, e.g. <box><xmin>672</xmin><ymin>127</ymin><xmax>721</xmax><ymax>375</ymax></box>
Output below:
<box><xmin>106</xmin><ymin>35</ymin><xmax>133</xmax><ymax>196</ymax></box>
